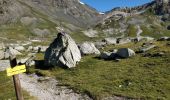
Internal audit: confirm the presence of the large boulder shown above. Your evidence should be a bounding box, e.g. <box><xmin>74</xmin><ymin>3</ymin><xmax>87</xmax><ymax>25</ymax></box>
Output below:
<box><xmin>117</xmin><ymin>48</ymin><xmax>135</xmax><ymax>58</ymax></box>
<box><xmin>44</xmin><ymin>32</ymin><xmax>81</xmax><ymax>68</ymax></box>
<box><xmin>79</xmin><ymin>42</ymin><xmax>100</xmax><ymax>55</ymax></box>
<box><xmin>0</xmin><ymin>50</ymin><xmax>4</xmax><ymax>60</ymax></box>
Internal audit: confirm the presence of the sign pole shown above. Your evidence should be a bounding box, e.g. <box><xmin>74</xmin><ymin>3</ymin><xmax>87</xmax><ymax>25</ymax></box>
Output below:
<box><xmin>9</xmin><ymin>55</ymin><xmax>24</xmax><ymax>100</ymax></box>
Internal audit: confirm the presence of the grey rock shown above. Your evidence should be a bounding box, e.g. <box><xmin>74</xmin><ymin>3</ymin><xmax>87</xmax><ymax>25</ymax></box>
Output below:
<box><xmin>157</xmin><ymin>37</ymin><xmax>170</xmax><ymax>41</ymax></box>
<box><xmin>27</xmin><ymin>46</ymin><xmax>33</xmax><ymax>52</ymax></box>
<box><xmin>79</xmin><ymin>42</ymin><xmax>100</xmax><ymax>55</ymax></box>
<box><xmin>40</xmin><ymin>46</ymin><xmax>48</xmax><ymax>53</ymax></box>
<box><xmin>100</xmin><ymin>51</ymin><xmax>117</xmax><ymax>60</ymax></box>
<box><xmin>0</xmin><ymin>43</ymin><xmax>5</xmax><ymax>50</ymax></box>
<box><xmin>103</xmin><ymin>38</ymin><xmax>117</xmax><ymax>45</ymax></box>
<box><xmin>14</xmin><ymin>46</ymin><xmax>25</xmax><ymax>51</ymax></box>
<box><xmin>100</xmin><ymin>52</ymin><xmax>112</xmax><ymax>59</ymax></box>
<box><xmin>6</xmin><ymin>47</ymin><xmax>22</xmax><ymax>56</ymax></box>
<box><xmin>117</xmin><ymin>48</ymin><xmax>135</xmax><ymax>58</ymax></box>
<box><xmin>94</xmin><ymin>41</ymin><xmax>106</xmax><ymax>49</ymax></box>
<box><xmin>45</xmin><ymin>32</ymin><xmax>81</xmax><ymax>68</ymax></box>
<box><xmin>139</xmin><ymin>45</ymin><xmax>156</xmax><ymax>53</ymax></box>
<box><xmin>117</xmin><ymin>38</ymin><xmax>131</xmax><ymax>44</ymax></box>
<box><xmin>0</xmin><ymin>50</ymin><xmax>4</xmax><ymax>60</ymax></box>
<box><xmin>0</xmin><ymin>60</ymin><xmax>10</xmax><ymax>71</ymax></box>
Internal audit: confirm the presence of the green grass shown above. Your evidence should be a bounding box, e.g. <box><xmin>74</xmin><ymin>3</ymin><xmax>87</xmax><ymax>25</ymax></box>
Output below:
<box><xmin>29</xmin><ymin>41</ymin><xmax>170</xmax><ymax>100</ymax></box>
<box><xmin>0</xmin><ymin>71</ymin><xmax>35</xmax><ymax>99</ymax></box>
<box><xmin>127</xmin><ymin>24</ymin><xmax>137</xmax><ymax>37</ymax></box>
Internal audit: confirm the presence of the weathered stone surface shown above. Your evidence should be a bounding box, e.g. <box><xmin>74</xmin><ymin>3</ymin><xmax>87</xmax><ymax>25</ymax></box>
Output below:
<box><xmin>103</xmin><ymin>38</ymin><xmax>117</xmax><ymax>45</ymax></box>
<box><xmin>117</xmin><ymin>38</ymin><xmax>131</xmax><ymax>44</ymax></box>
<box><xmin>0</xmin><ymin>60</ymin><xmax>10</xmax><ymax>71</ymax></box>
<box><xmin>45</xmin><ymin>32</ymin><xmax>81</xmax><ymax>68</ymax></box>
<box><xmin>95</xmin><ymin>41</ymin><xmax>106</xmax><ymax>49</ymax></box>
<box><xmin>14</xmin><ymin>46</ymin><xmax>25</xmax><ymax>51</ymax></box>
<box><xmin>139</xmin><ymin>45</ymin><xmax>156</xmax><ymax>53</ymax></box>
<box><xmin>157</xmin><ymin>37</ymin><xmax>170</xmax><ymax>41</ymax></box>
<box><xmin>0</xmin><ymin>43</ymin><xmax>5</xmax><ymax>50</ymax></box>
<box><xmin>100</xmin><ymin>52</ymin><xmax>112</xmax><ymax>59</ymax></box>
<box><xmin>40</xmin><ymin>46</ymin><xmax>48</xmax><ymax>53</ymax></box>
<box><xmin>6</xmin><ymin>47</ymin><xmax>22</xmax><ymax>56</ymax></box>
<box><xmin>0</xmin><ymin>50</ymin><xmax>4</xmax><ymax>60</ymax></box>
<box><xmin>79</xmin><ymin>42</ymin><xmax>100</xmax><ymax>55</ymax></box>
<box><xmin>117</xmin><ymin>48</ymin><xmax>135</xmax><ymax>58</ymax></box>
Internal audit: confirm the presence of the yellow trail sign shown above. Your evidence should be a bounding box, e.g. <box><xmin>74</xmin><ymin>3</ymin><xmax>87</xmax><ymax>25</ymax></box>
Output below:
<box><xmin>6</xmin><ymin>65</ymin><xmax>26</xmax><ymax>76</ymax></box>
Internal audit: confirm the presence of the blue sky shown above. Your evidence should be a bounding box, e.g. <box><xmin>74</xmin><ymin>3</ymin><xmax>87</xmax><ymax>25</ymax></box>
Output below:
<box><xmin>80</xmin><ymin>0</ymin><xmax>153</xmax><ymax>12</ymax></box>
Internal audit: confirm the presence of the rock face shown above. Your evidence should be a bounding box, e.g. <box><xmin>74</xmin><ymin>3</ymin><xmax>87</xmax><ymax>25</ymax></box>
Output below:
<box><xmin>79</xmin><ymin>42</ymin><xmax>100</xmax><ymax>55</ymax></box>
<box><xmin>117</xmin><ymin>48</ymin><xmax>135</xmax><ymax>58</ymax></box>
<box><xmin>45</xmin><ymin>32</ymin><xmax>81</xmax><ymax>68</ymax></box>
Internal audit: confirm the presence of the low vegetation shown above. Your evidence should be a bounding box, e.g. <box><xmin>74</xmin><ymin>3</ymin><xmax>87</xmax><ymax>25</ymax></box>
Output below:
<box><xmin>0</xmin><ymin>71</ymin><xmax>35</xmax><ymax>100</ymax></box>
<box><xmin>28</xmin><ymin>41</ymin><xmax>170</xmax><ymax>100</ymax></box>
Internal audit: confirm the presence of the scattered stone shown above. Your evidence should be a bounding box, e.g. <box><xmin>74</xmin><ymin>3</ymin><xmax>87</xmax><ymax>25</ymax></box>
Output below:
<box><xmin>100</xmin><ymin>52</ymin><xmax>112</xmax><ymax>59</ymax></box>
<box><xmin>0</xmin><ymin>50</ymin><xmax>4</xmax><ymax>60</ymax></box>
<box><xmin>79</xmin><ymin>42</ymin><xmax>100</xmax><ymax>55</ymax></box>
<box><xmin>45</xmin><ymin>32</ymin><xmax>81</xmax><ymax>68</ymax></box>
<box><xmin>157</xmin><ymin>37</ymin><xmax>170</xmax><ymax>41</ymax></box>
<box><xmin>117</xmin><ymin>48</ymin><xmax>135</xmax><ymax>58</ymax></box>
<box><xmin>139</xmin><ymin>45</ymin><xmax>156</xmax><ymax>53</ymax></box>
<box><xmin>6</xmin><ymin>47</ymin><xmax>22</xmax><ymax>56</ymax></box>
<box><xmin>103</xmin><ymin>38</ymin><xmax>117</xmax><ymax>45</ymax></box>
<box><xmin>0</xmin><ymin>43</ymin><xmax>5</xmax><ymax>50</ymax></box>
<box><xmin>117</xmin><ymin>38</ymin><xmax>131</xmax><ymax>44</ymax></box>
<box><xmin>40</xmin><ymin>46</ymin><xmax>48</xmax><ymax>53</ymax></box>
<box><xmin>14</xmin><ymin>46</ymin><xmax>25</xmax><ymax>51</ymax></box>
<box><xmin>27</xmin><ymin>46</ymin><xmax>33</xmax><ymax>52</ymax></box>
<box><xmin>0</xmin><ymin>60</ymin><xmax>10</xmax><ymax>71</ymax></box>
<box><xmin>94</xmin><ymin>41</ymin><xmax>106</xmax><ymax>49</ymax></box>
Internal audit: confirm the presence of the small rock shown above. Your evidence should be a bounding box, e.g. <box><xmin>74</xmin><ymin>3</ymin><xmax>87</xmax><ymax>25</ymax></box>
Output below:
<box><xmin>100</xmin><ymin>52</ymin><xmax>112</xmax><ymax>59</ymax></box>
<box><xmin>79</xmin><ymin>42</ymin><xmax>100</xmax><ymax>55</ymax></box>
<box><xmin>139</xmin><ymin>45</ymin><xmax>156</xmax><ymax>53</ymax></box>
<box><xmin>0</xmin><ymin>43</ymin><xmax>5</xmax><ymax>50</ymax></box>
<box><xmin>117</xmin><ymin>48</ymin><xmax>135</xmax><ymax>58</ymax></box>
<box><xmin>103</xmin><ymin>38</ymin><xmax>117</xmax><ymax>45</ymax></box>
<box><xmin>157</xmin><ymin>37</ymin><xmax>170</xmax><ymax>41</ymax></box>
<box><xmin>14</xmin><ymin>46</ymin><xmax>25</xmax><ymax>51</ymax></box>
<box><xmin>117</xmin><ymin>38</ymin><xmax>131</xmax><ymax>44</ymax></box>
<box><xmin>0</xmin><ymin>50</ymin><xmax>4</xmax><ymax>60</ymax></box>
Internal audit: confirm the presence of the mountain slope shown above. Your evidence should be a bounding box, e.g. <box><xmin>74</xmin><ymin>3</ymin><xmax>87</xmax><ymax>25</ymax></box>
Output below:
<box><xmin>92</xmin><ymin>0</ymin><xmax>170</xmax><ymax>39</ymax></box>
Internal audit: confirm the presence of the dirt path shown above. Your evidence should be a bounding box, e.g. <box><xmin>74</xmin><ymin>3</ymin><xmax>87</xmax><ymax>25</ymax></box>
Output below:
<box><xmin>136</xmin><ymin>25</ymin><xmax>143</xmax><ymax>37</ymax></box>
<box><xmin>19</xmin><ymin>74</ymin><xmax>92</xmax><ymax>100</ymax></box>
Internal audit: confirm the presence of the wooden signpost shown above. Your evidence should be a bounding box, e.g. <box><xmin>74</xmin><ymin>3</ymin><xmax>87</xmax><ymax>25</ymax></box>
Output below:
<box><xmin>7</xmin><ymin>53</ymin><xmax>25</xmax><ymax>100</ymax></box>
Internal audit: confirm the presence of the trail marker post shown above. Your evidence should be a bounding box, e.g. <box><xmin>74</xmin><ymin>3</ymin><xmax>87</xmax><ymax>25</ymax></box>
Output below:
<box><xmin>9</xmin><ymin>54</ymin><xmax>24</xmax><ymax>100</ymax></box>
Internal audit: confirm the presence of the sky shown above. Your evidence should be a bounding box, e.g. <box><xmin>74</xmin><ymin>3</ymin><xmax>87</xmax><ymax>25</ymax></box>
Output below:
<box><xmin>80</xmin><ymin>0</ymin><xmax>153</xmax><ymax>12</ymax></box>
